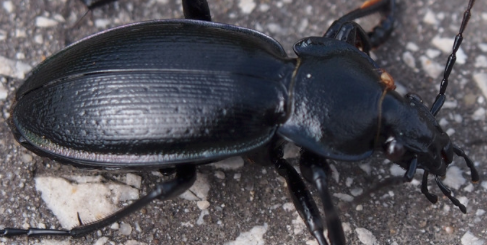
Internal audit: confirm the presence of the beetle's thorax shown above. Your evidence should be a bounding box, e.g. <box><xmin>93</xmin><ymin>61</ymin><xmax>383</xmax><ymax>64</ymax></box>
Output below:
<box><xmin>278</xmin><ymin>37</ymin><xmax>386</xmax><ymax>161</ymax></box>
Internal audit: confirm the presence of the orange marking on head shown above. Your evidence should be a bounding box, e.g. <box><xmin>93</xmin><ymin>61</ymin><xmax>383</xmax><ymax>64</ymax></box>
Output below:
<box><xmin>360</xmin><ymin>0</ymin><xmax>382</xmax><ymax>9</ymax></box>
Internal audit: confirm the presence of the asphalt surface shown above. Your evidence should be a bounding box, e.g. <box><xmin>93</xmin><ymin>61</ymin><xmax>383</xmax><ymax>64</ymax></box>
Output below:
<box><xmin>0</xmin><ymin>0</ymin><xmax>486</xmax><ymax>244</ymax></box>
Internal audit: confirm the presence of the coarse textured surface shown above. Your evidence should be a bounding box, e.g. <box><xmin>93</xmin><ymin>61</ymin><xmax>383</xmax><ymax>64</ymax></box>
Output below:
<box><xmin>0</xmin><ymin>0</ymin><xmax>486</xmax><ymax>244</ymax></box>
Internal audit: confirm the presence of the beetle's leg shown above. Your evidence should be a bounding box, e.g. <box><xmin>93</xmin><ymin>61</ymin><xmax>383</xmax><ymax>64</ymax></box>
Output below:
<box><xmin>435</xmin><ymin>177</ymin><xmax>467</xmax><ymax>214</ymax></box>
<box><xmin>80</xmin><ymin>0</ymin><xmax>118</xmax><ymax>10</ymax></box>
<box><xmin>182</xmin><ymin>0</ymin><xmax>212</xmax><ymax>21</ymax></box>
<box><xmin>332</xmin><ymin>22</ymin><xmax>373</xmax><ymax>55</ymax></box>
<box><xmin>324</xmin><ymin>0</ymin><xmax>395</xmax><ymax>49</ymax></box>
<box><xmin>452</xmin><ymin>144</ymin><xmax>480</xmax><ymax>182</ymax></box>
<box><xmin>430</xmin><ymin>0</ymin><xmax>475</xmax><ymax>115</ymax></box>
<box><xmin>1</xmin><ymin>165</ymin><xmax>196</xmax><ymax>237</ymax></box>
<box><xmin>271</xmin><ymin>146</ymin><xmax>329</xmax><ymax>245</ymax></box>
<box><xmin>421</xmin><ymin>171</ymin><xmax>439</xmax><ymax>204</ymax></box>
<box><xmin>299</xmin><ymin>150</ymin><xmax>346</xmax><ymax>245</ymax></box>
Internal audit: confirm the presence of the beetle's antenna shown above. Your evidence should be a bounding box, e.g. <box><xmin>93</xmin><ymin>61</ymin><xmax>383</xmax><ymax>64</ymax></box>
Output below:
<box><xmin>430</xmin><ymin>0</ymin><xmax>475</xmax><ymax>116</ymax></box>
<box><xmin>71</xmin><ymin>10</ymin><xmax>91</xmax><ymax>29</ymax></box>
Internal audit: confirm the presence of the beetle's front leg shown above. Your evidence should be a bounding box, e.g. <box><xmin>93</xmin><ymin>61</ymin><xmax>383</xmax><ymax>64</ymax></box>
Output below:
<box><xmin>272</xmin><ymin>146</ymin><xmax>346</xmax><ymax>245</ymax></box>
<box><xmin>324</xmin><ymin>0</ymin><xmax>395</xmax><ymax>53</ymax></box>
<box><xmin>299</xmin><ymin>150</ymin><xmax>346</xmax><ymax>245</ymax></box>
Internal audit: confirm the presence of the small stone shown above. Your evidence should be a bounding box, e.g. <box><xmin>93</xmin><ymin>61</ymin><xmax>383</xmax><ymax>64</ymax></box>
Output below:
<box><xmin>214</xmin><ymin>170</ymin><xmax>225</xmax><ymax>179</ymax></box>
<box><xmin>118</xmin><ymin>223</ymin><xmax>132</xmax><ymax>235</ymax></box>
<box><xmin>35</xmin><ymin>16</ymin><xmax>58</xmax><ymax>28</ymax></box>
<box><xmin>197</xmin><ymin>200</ymin><xmax>210</xmax><ymax>210</ymax></box>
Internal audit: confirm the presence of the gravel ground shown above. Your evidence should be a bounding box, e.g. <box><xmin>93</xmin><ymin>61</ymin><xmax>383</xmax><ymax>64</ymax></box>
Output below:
<box><xmin>0</xmin><ymin>0</ymin><xmax>486</xmax><ymax>244</ymax></box>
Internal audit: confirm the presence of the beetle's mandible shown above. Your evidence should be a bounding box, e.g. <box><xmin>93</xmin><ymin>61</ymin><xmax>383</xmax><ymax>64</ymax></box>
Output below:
<box><xmin>1</xmin><ymin>0</ymin><xmax>481</xmax><ymax>244</ymax></box>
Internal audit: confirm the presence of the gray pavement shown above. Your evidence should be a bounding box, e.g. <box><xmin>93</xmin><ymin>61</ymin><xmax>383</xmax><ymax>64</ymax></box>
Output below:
<box><xmin>0</xmin><ymin>0</ymin><xmax>486</xmax><ymax>244</ymax></box>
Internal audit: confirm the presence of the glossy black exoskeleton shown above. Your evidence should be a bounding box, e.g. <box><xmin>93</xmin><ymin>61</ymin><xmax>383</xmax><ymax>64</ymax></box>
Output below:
<box><xmin>2</xmin><ymin>0</ymin><xmax>479</xmax><ymax>244</ymax></box>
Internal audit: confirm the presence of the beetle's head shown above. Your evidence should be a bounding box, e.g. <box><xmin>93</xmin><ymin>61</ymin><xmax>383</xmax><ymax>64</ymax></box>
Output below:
<box><xmin>379</xmin><ymin>91</ymin><xmax>478</xmax><ymax>213</ymax></box>
<box><xmin>380</xmin><ymin>92</ymin><xmax>452</xmax><ymax>176</ymax></box>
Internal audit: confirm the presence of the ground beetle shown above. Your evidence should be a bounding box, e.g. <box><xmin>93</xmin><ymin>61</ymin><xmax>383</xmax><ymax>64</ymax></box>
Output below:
<box><xmin>1</xmin><ymin>0</ymin><xmax>480</xmax><ymax>244</ymax></box>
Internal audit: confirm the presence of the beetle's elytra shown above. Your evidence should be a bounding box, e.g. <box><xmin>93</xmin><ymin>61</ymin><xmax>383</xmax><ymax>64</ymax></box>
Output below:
<box><xmin>1</xmin><ymin>0</ymin><xmax>482</xmax><ymax>244</ymax></box>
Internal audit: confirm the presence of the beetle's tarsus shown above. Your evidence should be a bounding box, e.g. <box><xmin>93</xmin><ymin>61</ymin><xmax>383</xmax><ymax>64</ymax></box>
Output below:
<box><xmin>1</xmin><ymin>228</ymin><xmax>71</xmax><ymax>237</ymax></box>
<box><xmin>421</xmin><ymin>171</ymin><xmax>439</xmax><ymax>204</ymax></box>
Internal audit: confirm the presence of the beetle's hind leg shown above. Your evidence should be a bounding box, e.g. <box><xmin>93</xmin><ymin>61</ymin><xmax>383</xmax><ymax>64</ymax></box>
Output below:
<box><xmin>1</xmin><ymin>165</ymin><xmax>196</xmax><ymax>237</ymax></box>
<box><xmin>324</xmin><ymin>0</ymin><xmax>395</xmax><ymax>52</ymax></box>
<box><xmin>182</xmin><ymin>0</ymin><xmax>212</xmax><ymax>21</ymax></box>
<box><xmin>272</xmin><ymin>146</ymin><xmax>346</xmax><ymax>245</ymax></box>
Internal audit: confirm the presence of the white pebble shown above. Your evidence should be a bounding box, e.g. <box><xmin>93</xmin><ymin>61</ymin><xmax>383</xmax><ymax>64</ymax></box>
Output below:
<box><xmin>350</xmin><ymin>188</ymin><xmax>363</xmax><ymax>196</ymax></box>
<box><xmin>356</xmin><ymin>204</ymin><xmax>363</xmax><ymax>211</ymax></box>
<box><xmin>283</xmin><ymin>202</ymin><xmax>295</xmax><ymax>212</ymax></box>
<box><xmin>125</xmin><ymin>173</ymin><xmax>142</xmax><ymax>189</ymax></box>
<box><xmin>431</xmin><ymin>37</ymin><xmax>467</xmax><ymax>64</ymax></box>
<box><xmin>2</xmin><ymin>1</ymin><xmax>14</xmax><ymax>13</ymax></box>
<box><xmin>283</xmin><ymin>143</ymin><xmax>300</xmax><ymax>159</ymax></box>
<box><xmin>420</xmin><ymin>56</ymin><xmax>443</xmax><ymax>78</ymax></box>
<box><xmin>95</xmin><ymin>19</ymin><xmax>111</xmax><ymax>29</ymax></box>
<box><xmin>461</xmin><ymin>231</ymin><xmax>485</xmax><ymax>245</ymax></box>
<box><xmin>118</xmin><ymin>223</ymin><xmax>132</xmax><ymax>235</ymax></box>
<box><xmin>330</xmin><ymin>164</ymin><xmax>339</xmax><ymax>183</ymax></box>
<box><xmin>406</xmin><ymin>42</ymin><xmax>419</xmax><ymax>52</ymax></box>
<box><xmin>215</xmin><ymin>170</ymin><xmax>225</xmax><ymax>179</ymax></box>
<box><xmin>446</xmin><ymin>128</ymin><xmax>455</xmax><ymax>136</ymax></box>
<box><xmin>389</xmin><ymin>164</ymin><xmax>405</xmax><ymax>176</ymax></box>
<box><xmin>35</xmin><ymin>16</ymin><xmax>58</xmax><ymax>28</ymax></box>
<box><xmin>238</xmin><ymin>0</ymin><xmax>256</xmax><ymax>14</ymax></box>
<box><xmin>0</xmin><ymin>55</ymin><xmax>32</xmax><ymax>79</ymax></box>
<box><xmin>423</xmin><ymin>9</ymin><xmax>438</xmax><ymax>25</ymax></box>
<box><xmin>473</xmin><ymin>73</ymin><xmax>487</xmax><ymax>99</ymax></box>
<box><xmin>333</xmin><ymin>193</ymin><xmax>354</xmax><ymax>202</ymax></box>
<box><xmin>197</xmin><ymin>200</ymin><xmax>210</xmax><ymax>210</ymax></box>
<box><xmin>180</xmin><ymin>173</ymin><xmax>210</xmax><ymax>201</ymax></box>
<box><xmin>481</xmin><ymin>181</ymin><xmax>487</xmax><ymax>190</ymax></box>
<box><xmin>224</xmin><ymin>223</ymin><xmax>268</xmax><ymax>245</ymax></box>
<box><xmin>426</xmin><ymin>49</ymin><xmax>441</xmax><ymax>59</ymax></box>
<box><xmin>475</xmin><ymin>55</ymin><xmax>487</xmax><ymax>67</ymax></box>
<box><xmin>356</xmin><ymin>228</ymin><xmax>378</xmax><ymax>245</ymax></box>
<box><xmin>479</xmin><ymin>43</ymin><xmax>487</xmax><ymax>52</ymax></box>
<box><xmin>359</xmin><ymin>163</ymin><xmax>371</xmax><ymax>175</ymax></box>
<box><xmin>110</xmin><ymin>223</ymin><xmax>119</xmax><ymax>230</ymax></box>
<box><xmin>345</xmin><ymin>177</ymin><xmax>354</xmax><ymax>187</ymax></box>
<box><xmin>464</xmin><ymin>183</ymin><xmax>474</xmax><ymax>192</ymax></box>
<box><xmin>211</xmin><ymin>157</ymin><xmax>244</xmax><ymax>170</ymax></box>
<box><xmin>472</xmin><ymin>107</ymin><xmax>485</xmax><ymax>121</ymax></box>
<box><xmin>94</xmin><ymin>237</ymin><xmax>109</xmax><ymax>245</ymax></box>
<box><xmin>402</xmin><ymin>51</ymin><xmax>416</xmax><ymax>69</ymax></box>
<box><xmin>443</xmin><ymin>166</ymin><xmax>466</xmax><ymax>190</ymax></box>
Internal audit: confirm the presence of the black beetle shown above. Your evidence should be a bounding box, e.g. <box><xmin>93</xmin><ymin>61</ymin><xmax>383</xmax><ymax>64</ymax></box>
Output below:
<box><xmin>1</xmin><ymin>0</ymin><xmax>481</xmax><ymax>244</ymax></box>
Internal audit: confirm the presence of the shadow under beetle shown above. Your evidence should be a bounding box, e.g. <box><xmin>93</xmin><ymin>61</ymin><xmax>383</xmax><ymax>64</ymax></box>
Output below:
<box><xmin>2</xmin><ymin>0</ymin><xmax>480</xmax><ymax>244</ymax></box>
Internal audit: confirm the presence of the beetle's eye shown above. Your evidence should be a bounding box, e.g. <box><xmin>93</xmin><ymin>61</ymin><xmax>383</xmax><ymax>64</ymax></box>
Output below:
<box><xmin>406</xmin><ymin>93</ymin><xmax>423</xmax><ymax>103</ymax></box>
<box><xmin>383</xmin><ymin>136</ymin><xmax>406</xmax><ymax>161</ymax></box>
